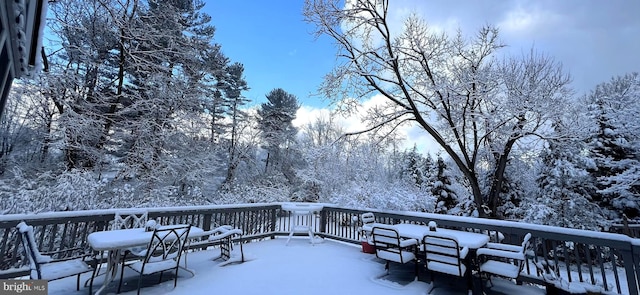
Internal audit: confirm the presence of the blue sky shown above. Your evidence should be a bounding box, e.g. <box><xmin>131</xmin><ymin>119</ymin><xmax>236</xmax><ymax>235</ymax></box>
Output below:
<box><xmin>202</xmin><ymin>1</ymin><xmax>640</xmax><ymax>154</ymax></box>
<box><xmin>202</xmin><ymin>0</ymin><xmax>640</xmax><ymax>110</ymax></box>
<box><xmin>203</xmin><ymin>1</ymin><xmax>336</xmax><ymax>108</ymax></box>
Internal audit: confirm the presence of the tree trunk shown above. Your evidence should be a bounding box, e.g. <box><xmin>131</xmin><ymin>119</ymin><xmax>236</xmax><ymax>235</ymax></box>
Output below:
<box><xmin>487</xmin><ymin>142</ymin><xmax>515</xmax><ymax>218</ymax></box>
<box><xmin>487</xmin><ymin>116</ymin><xmax>525</xmax><ymax>217</ymax></box>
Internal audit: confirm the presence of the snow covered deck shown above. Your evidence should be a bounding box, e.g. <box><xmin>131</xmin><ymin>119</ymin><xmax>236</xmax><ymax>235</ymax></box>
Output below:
<box><xmin>42</xmin><ymin>237</ymin><xmax>545</xmax><ymax>295</ymax></box>
<box><xmin>1</xmin><ymin>204</ymin><xmax>635</xmax><ymax>294</ymax></box>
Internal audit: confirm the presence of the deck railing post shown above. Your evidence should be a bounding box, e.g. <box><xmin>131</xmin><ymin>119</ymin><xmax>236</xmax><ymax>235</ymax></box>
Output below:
<box><xmin>319</xmin><ymin>209</ymin><xmax>327</xmax><ymax>234</ymax></box>
<box><xmin>270</xmin><ymin>206</ymin><xmax>277</xmax><ymax>239</ymax></box>
<box><xmin>202</xmin><ymin>213</ymin><xmax>212</xmax><ymax>232</ymax></box>
<box><xmin>635</xmin><ymin>243</ymin><xmax>640</xmax><ymax>290</ymax></box>
<box><xmin>620</xmin><ymin>243</ymin><xmax>639</xmax><ymax>295</ymax></box>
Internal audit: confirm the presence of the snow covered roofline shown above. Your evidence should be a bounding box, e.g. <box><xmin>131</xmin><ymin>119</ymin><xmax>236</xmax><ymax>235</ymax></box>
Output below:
<box><xmin>0</xmin><ymin>0</ymin><xmax>49</xmax><ymax>115</ymax></box>
<box><xmin>3</xmin><ymin>0</ymin><xmax>48</xmax><ymax>77</ymax></box>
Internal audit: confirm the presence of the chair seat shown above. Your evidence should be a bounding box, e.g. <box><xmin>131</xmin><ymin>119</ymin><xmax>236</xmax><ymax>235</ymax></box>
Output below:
<box><xmin>376</xmin><ymin>249</ymin><xmax>415</xmax><ymax>263</ymax></box>
<box><xmin>427</xmin><ymin>261</ymin><xmax>466</xmax><ymax>277</ymax></box>
<box><xmin>38</xmin><ymin>259</ymin><xmax>93</xmax><ymax>280</ymax></box>
<box><xmin>480</xmin><ymin>260</ymin><xmax>520</xmax><ymax>279</ymax></box>
<box><xmin>129</xmin><ymin>259</ymin><xmax>178</xmax><ymax>275</ymax></box>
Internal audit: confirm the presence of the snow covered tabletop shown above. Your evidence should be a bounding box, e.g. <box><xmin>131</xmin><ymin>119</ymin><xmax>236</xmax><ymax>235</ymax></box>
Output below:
<box><xmin>281</xmin><ymin>203</ymin><xmax>324</xmax><ymax>214</ymax></box>
<box><xmin>88</xmin><ymin>225</ymin><xmax>204</xmax><ymax>251</ymax></box>
<box><xmin>393</xmin><ymin>223</ymin><xmax>490</xmax><ymax>249</ymax></box>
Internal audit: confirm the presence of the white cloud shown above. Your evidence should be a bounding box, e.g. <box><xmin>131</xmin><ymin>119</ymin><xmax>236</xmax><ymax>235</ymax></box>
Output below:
<box><xmin>497</xmin><ymin>5</ymin><xmax>561</xmax><ymax>35</ymax></box>
<box><xmin>294</xmin><ymin>95</ymin><xmax>441</xmax><ymax>155</ymax></box>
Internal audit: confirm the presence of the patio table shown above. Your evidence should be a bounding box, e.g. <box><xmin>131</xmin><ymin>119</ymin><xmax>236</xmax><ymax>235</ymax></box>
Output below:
<box><xmin>88</xmin><ymin>225</ymin><xmax>203</xmax><ymax>295</ymax></box>
<box><xmin>281</xmin><ymin>203</ymin><xmax>323</xmax><ymax>245</ymax></box>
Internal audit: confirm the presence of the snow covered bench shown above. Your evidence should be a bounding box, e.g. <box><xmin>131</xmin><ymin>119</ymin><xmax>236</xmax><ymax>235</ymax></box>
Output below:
<box><xmin>189</xmin><ymin>225</ymin><xmax>244</xmax><ymax>265</ymax></box>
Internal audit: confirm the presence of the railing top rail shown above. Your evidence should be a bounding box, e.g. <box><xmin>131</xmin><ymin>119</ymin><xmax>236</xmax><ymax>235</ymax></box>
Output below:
<box><xmin>1</xmin><ymin>202</ymin><xmax>634</xmax><ymax>245</ymax></box>
<box><xmin>323</xmin><ymin>205</ymin><xmax>634</xmax><ymax>245</ymax></box>
<box><xmin>0</xmin><ymin>203</ymin><xmax>287</xmax><ymax>224</ymax></box>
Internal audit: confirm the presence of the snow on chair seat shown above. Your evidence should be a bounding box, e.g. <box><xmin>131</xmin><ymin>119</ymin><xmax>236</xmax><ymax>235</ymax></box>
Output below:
<box><xmin>17</xmin><ymin>222</ymin><xmax>95</xmax><ymax>291</ymax></box>
<box><xmin>480</xmin><ymin>260</ymin><xmax>520</xmax><ymax>279</ymax></box>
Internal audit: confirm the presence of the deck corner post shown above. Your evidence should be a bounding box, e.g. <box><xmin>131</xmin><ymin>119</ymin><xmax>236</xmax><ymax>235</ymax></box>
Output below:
<box><xmin>621</xmin><ymin>243</ymin><xmax>639</xmax><ymax>295</ymax></box>
<box><xmin>319</xmin><ymin>209</ymin><xmax>327</xmax><ymax>234</ymax></box>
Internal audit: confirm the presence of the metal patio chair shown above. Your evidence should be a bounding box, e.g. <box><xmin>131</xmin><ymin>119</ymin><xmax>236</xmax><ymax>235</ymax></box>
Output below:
<box><xmin>17</xmin><ymin>222</ymin><xmax>95</xmax><ymax>292</ymax></box>
<box><xmin>122</xmin><ymin>224</ymin><xmax>191</xmax><ymax>295</ymax></box>
<box><xmin>477</xmin><ymin>233</ymin><xmax>532</xmax><ymax>287</ymax></box>
<box><xmin>371</xmin><ymin>226</ymin><xmax>418</xmax><ymax>277</ymax></box>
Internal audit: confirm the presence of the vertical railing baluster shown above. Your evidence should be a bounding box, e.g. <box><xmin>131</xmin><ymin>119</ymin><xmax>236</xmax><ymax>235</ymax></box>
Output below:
<box><xmin>563</xmin><ymin>241</ymin><xmax>572</xmax><ymax>283</ymax></box>
<box><xmin>584</xmin><ymin>243</ymin><xmax>596</xmax><ymax>285</ymax></box>
<box><xmin>611</xmin><ymin>248</ymin><xmax>621</xmax><ymax>294</ymax></box>
<box><xmin>597</xmin><ymin>246</ymin><xmax>609</xmax><ymax>292</ymax></box>
<box><xmin>574</xmin><ymin>242</ymin><xmax>584</xmax><ymax>283</ymax></box>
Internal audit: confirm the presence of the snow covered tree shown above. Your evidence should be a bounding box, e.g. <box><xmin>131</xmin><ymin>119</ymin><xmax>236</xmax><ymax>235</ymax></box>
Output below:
<box><xmin>257</xmin><ymin>88</ymin><xmax>300</xmax><ymax>180</ymax></box>
<box><xmin>495</xmin><ymin>155</ymin><xmax>534</xmax><ymax>220</ymax></box>
<box><xmin>304</xmin><ymin>0</ymin><xmax>572</xmax><ymax>217</ymax></box>
<box><xmin>432</xmin><ymin>156</ymin><xmax>459</xmax><ymax>214</ymax></box>
<box><xmin>220</xmin><ymin>63</ymin><xmax>250</xmax><ymax>184</ymax></box>
<box><xmin>528</xmin><ymin>136</ymin><xmax>605</xmax><ymax>230</ymax></box>
<box><xmin>585</xmin><ymin>73</ymin><xmax>640</xmax><ymax>219</ymax></box>
<box><xmin>399</xmin><ymin>145</ymin><xmax>424</xmax><ymax>187</ymax></box>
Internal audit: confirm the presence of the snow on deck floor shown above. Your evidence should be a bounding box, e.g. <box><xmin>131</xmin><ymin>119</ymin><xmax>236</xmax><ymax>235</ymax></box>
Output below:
<box><xmin>43</xmin><ymin>237</ymin><xmax>546</xmax><ymax>295</ymax></box>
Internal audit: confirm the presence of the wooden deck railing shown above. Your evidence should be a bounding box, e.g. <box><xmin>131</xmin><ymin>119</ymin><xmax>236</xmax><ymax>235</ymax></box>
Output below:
<box><xmin>0</xmin><ymin>203</ymin><xmax>638</xmax><ymax>295</ymax></box>
<box><xmin>318</xmin><ymin>206</ymin><xmax>639</xmax><ymax>295</ymax></box>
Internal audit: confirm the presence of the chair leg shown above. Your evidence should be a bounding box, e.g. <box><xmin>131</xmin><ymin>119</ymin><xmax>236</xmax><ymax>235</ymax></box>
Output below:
<box><xmin>159</xmin><ymin>271</ymin><xmax>164</xmax><ymax>283</ymax></box>
<box><xmin>89</xmin><ymin>268</ymin><xmax>95</xmax><ymax>295</ymax></box>
<box><xmin>118</xmin><ymin>250</ymin><xmax>134</xmax><ymax>294</ymax></box>
<box><xmin>174</xmin><ymin>267</ymin><xmax>179</xmax><ymax>288</ymax></box>
<box><xmin>86</xmin><ymin>256</ymin><xmax>100</xmax><ymax>293</ymax></box>
<box><xmin>86</xmin><ymin>253</ymin><xmax>103</xmax><ymax>287</ymax></box>
<box><xmin>76</xmin><ymin>274</ymin><xmax>81</xmax><ymax>291</ymax></box>
<box><xmin>137</xmin><ymin>273</ymin><xmax>143</xmax><ymax>295</ymax></box>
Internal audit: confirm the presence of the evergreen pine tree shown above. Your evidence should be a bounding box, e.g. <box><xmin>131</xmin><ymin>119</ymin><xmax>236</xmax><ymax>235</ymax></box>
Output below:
<box><xmin>257</xmin><ymin>88</ymin><xmax>300</xmax><ymax>178</ymax></box>
<box><xmin>585</xmin><ymin>73</ymin><xmax>640</xmax><ymax>219</ymax></box>
<box><xmin>432</xmin><ymin>156</ymin><xmax>458</xmax><ymax>214</ymax></box>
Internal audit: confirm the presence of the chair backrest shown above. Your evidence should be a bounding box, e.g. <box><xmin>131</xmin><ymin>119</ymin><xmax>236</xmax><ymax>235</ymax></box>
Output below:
<box><xmin>16</xmin><ymin>222</ymin><xmax>52</xmax><ymax>279</ymax></box>
<box><xmin>143</xmin><ymin>224</ymin><xmax>191</xmax><ymax>265</ymax></box>
<box><xmin>361</xmin><ymin>212</ymin><xmax>375</xmax><ymax>225</ymax></box>
<box><xmin>423</xmin><ymin>233</ymin><xmax>466</xmax><ymax>277</ymax></box>
<box><xmin>521</xmin><ymin>233</ymin><xmax>532</xmax><ymax>253</ymax></box>
<box><xmin>371</xmin><ymin>226</ymin><xmax>415</xmax><ymax>263</ymax></box>
<box><xmin>113</xmin><ymin>210</ymin><xmax>148</xmax><ymax>230</ymax></box>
